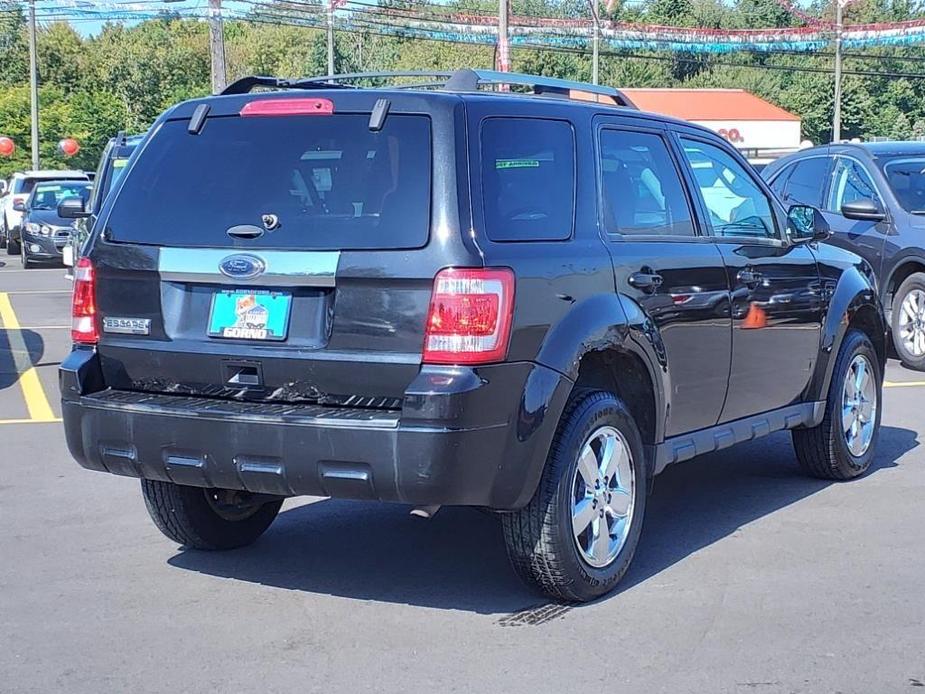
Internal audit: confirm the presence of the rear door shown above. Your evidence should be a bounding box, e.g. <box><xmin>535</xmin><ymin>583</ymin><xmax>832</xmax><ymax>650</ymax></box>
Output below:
<box><xmin>88</xmin><ymin>92</ymin><xmax>476</xmax><ymax>407</ymax></box>
<box><xmin>595</xmin><ymin>118</ymin><xmax>731</xmax><ymax>437</ymax></box>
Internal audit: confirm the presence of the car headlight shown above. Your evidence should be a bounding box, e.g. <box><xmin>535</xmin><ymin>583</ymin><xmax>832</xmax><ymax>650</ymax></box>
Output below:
<box><xmin>40</xmin><ymin>225</ymin><xmax>53</xmax><ymax>236</ymax></box>
<box><xmin>25</xmin><ymin>222</ymin><xmax>41</xmax><ymax>234</ymax></box>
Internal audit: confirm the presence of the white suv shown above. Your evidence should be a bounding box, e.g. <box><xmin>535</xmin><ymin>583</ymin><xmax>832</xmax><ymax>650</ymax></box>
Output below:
<box><xmin>1</xmin><ymin>170</ymin><xmax>88</xmax><ymax>254</ymax></box>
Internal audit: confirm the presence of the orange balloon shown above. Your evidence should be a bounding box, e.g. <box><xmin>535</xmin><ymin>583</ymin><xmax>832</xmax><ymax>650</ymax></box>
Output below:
<box><xmin>59</xmin><ymin>138</ymin><xmax>80</xmax><ymax>157</ymax></box>
<box><xmin>0</xmin><ymin>136</ymin><xmax>14</xmax><ymax>158</ymax></box>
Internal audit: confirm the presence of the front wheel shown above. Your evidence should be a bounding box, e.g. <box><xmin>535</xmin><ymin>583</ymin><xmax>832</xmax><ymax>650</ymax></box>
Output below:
<box><xmin>141</xmin><ymin>480</ymin><xmax>283</xmax><ymax>550</ymax></box>
<box><xmin>6</xmin><ymin>236</ymin><xmax>19</xmax><ymax>255</ymax></box>
<box><xmin>792</xmin><ymin>329</ymin><xmax>881</xmax><ymax>480</ymax></box>
<box><xmin>502</xmin><ymin>390</ymin><xmax>647</xmax><ymax>602</ymax></box>
<box><xmin>891</xmin><ymin>272</ymin><xmax>925</xmax><ymax>370</ymax></box>
<box><xmin>20</xmin><ymin>243</ymin><xmax>34</xmax><ymax>269</ymax></box>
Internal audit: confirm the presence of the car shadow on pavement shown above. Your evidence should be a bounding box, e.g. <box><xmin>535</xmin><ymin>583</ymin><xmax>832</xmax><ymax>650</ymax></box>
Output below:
<box><xmin>167</xmin><ymin>426</ymin><xmax>917</xmax><ymax>615</ymax></box>
<box><xmin>0</xmin><ymin>327</ymin><xmax>44</xmax><ymax>391</ymax></box>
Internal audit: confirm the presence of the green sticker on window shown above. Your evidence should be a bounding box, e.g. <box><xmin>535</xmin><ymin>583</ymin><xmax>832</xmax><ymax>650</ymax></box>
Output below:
<box><xmin>496</xmin><ymin>159</ymin><xmax>540</xmax><ymax>170</ymax></box>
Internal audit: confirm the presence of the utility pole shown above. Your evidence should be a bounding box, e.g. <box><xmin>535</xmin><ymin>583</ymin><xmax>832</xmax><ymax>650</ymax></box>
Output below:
<box><xmin>208</xmin><ymin>0</ymin><xmax>227</xmax><ymax>94</ymax></box>
<box><xmin>590</xmin><ymin>0</ymin><xmax>600</xmax><ymax>85</ymax></box>
<box><xmin>27</xmin><ymin>0</ymin><xmax>39</xmax><ymax>170</ymax></box>
<box><xmin>497</xmin><ymin>0</ymin><xmax>510</xmax><ymax>73</ymax></box>
<box><xmin>832</xmin><ymin>0</ymin><xmax>844</xmax><ymax>142</ymax></box>
<box><xmin>327</xmin><ymin>0</ymin><xmax>335</xmax><ymax>75</ymax></box>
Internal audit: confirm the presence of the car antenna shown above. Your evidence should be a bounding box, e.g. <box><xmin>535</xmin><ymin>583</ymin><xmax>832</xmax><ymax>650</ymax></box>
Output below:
<box><xmin>188</xmin><ymin>104</ymin><xmax>211</xmax><ymax>135</ymax></box>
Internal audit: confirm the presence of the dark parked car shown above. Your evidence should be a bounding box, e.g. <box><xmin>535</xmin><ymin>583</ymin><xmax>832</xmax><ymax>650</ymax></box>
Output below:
<box><xmin>63</xmin><ymin>132</ymin><xmax>143</xmax><ymax>269</ymax></box>
<box><xmin>61</xmin><ymin>70</ymin><xmax>885</xmax><ymax>602</ymax></box>
<box><xmin>16</xmin><ymin>179</ymin><xmax>91</xmax><ymax>268</ymax></box>
<box><xmin>763</xmin><ymin>142</ymin><xmax>925</xmax><ymax>370</ymax></box>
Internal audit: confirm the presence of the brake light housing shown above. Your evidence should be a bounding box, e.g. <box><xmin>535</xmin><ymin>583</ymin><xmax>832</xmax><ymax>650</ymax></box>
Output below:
<box><xmin>240</xmin><ymin>98</ymin><xmax>335</xmax><ymax>117</ymax></box>
<box><xmin>423</xmin><ymin>268</ymin><xmax>515</xmax><ymax>365</ymax></box>
<box><xmin>71</xmin><ymin>257</ymin><xmax>98</xmax><ymax>344</ymax></box>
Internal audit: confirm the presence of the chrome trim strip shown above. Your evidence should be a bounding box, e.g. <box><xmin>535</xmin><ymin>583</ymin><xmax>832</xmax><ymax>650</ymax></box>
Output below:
<box><xmin>158</xmin><ymin>247</ymin><xmax>340</xmax><ymax>287</ymax></box>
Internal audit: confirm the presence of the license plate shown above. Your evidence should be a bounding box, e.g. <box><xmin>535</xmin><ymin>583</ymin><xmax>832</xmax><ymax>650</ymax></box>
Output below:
<box><xmin>208</xmin><ymin>289</ymin><xmax>291</xmax><ymax>341</ymax></box>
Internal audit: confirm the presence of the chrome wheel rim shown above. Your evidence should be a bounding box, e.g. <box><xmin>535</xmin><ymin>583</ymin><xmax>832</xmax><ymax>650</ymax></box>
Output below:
<box><xmin>571</xmin><ymin>426</ymin><xmax>635</xmax><ymax>568</ymax></box>
<box><xmin>898</xmin><ymin>288</ymin><xmax>925</xmax><ymax>357</ymax></box>
<box><xmin>842</xmin><ymin>354</ymin><xmax>877</xmax><ymax>457</ymax></box>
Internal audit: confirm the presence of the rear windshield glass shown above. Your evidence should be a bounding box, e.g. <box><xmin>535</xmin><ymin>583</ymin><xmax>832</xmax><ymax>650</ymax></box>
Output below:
<box><xmin>106</xmin><ymin>114</ymin><xmax>432</xmax><ymax>250</ymax></box>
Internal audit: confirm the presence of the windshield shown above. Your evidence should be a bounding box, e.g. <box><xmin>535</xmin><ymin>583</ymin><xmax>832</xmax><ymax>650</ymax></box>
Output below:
<box><xmin>881</xmin><ymin>157</ymin><xmax>925</xmax><ymax>213</ymax></box>
<box><xmin>28</xmin><ymin>182</ymin><xmax>91</xmax><ymax>210</ymax></box>
<box><xmin>106</xmin><ymin>114</ymin><xmax>432</xmax><ymax>250</ymax></box>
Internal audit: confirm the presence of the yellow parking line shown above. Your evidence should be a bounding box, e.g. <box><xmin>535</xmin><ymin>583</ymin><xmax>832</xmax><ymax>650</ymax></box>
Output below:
<box><xmin>0</xmin><ymin>418</ymin><xmax>62</xmax><ymax>425</ymax></box>
<box><xmin>884</xmin><ymin>380</ymin><xmax>925</xmax><ymax>388</ymax></box>
<box><xmin>0</xmin><ymin>292</ymin><xmax>57</xmax><ymax>422</ymax></box>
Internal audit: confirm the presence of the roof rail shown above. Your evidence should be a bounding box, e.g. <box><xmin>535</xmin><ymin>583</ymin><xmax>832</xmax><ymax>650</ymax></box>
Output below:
<box><xmin>221</xmin><ymin>69</ymin><xmax>637</xmax><ymax>109</ymax></box>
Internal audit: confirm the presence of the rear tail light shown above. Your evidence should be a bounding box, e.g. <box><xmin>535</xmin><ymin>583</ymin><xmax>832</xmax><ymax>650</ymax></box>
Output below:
<box><xmin>240</xmin><ymin>98</ymin><xmax>334</xmax><ymax>117</ymax></box>
<box><xmin>71</xmin><ymin>257</ymin><xmax>98</xmax><ymax>344</ymax></box>
<box><xmin>423</xmin><ymin>268</ymin><xmax>515</xmax><ymax>365</ymax></box>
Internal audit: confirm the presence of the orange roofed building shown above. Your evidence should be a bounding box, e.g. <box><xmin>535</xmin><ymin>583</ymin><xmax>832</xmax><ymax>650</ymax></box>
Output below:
<box><xmin>620</xmin><ymin>88</ymin><xmax>803</xmax><ymax>154</ymax></box>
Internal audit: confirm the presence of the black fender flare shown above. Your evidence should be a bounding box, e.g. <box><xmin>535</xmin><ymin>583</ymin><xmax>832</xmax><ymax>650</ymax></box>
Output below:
<box><xmin>882</xmin><ymin>251</ymin><xmax>925</xmax><ymax>304</ymax></box>
<box><xmin>808</xmin><ymin>265</ymin><xmax>885</xmax><ymax>402</ymax></box>
<box><xmin>535</xmin><ymin>292</ymin><xmax>669</xmax><ymax>446</ymax></box>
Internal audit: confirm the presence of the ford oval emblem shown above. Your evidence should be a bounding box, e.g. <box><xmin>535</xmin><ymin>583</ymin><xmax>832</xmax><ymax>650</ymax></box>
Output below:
<box><xmin>219</xmin><ymin>254</ymin><xmax>266</xmax><ymax>280</ymax></box>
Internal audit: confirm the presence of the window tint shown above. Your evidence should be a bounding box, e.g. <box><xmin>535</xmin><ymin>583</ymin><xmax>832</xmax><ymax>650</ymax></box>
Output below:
<box><xmin>681</xmin><ymin>139</ymin><xmax>777</xmax><ymax>239</ymax></box>
<box><xmin>107</xmin><ymin>114</ymin><xmax>432</xmax><ymax>250</ymax></box>
<box><xmin>781</xmin><ymin>157</ymin><xmax>829</xmax><ymax>207</ymax></box>
<box><xmin>481</xmin><ymin>118</ymin><xmax>574</xmax><ymax>241</ymax></box>
<box><xmin>768</xmin><ymin>165</ymin><xmax>792</xmax><ymax>200</ymax></box>
<box><xmin>882</xmin><ymin>156</ymin><xmax>925</xmax><ymax>213</ymax></box>
<box><xmin>598</xmin><ymin>130</ymin><xmax>694</xmax><ymax>237</ymax></box>
<box><xmin>827</xmin><ymin>158</ymin><xmax>879</xmax><ymax>213</ymax></box>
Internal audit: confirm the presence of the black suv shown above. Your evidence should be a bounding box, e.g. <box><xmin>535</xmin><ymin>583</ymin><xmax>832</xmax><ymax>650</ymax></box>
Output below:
<box><xmin>61</xmin><ymin>70</ymin><xmax>885</xmax><ymax>602</ymax></box>
<box><xmin>763</xmin><ymin>142</ymin><xmax>925</xmax><ymax>371</ymax></box>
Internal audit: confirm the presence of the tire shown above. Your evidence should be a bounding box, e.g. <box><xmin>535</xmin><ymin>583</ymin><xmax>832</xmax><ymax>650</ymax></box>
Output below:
<box><xmin>792</xmin><ymin>329</ymin><xmax>881</xmax><ymax>480</ymax></box>
<box><xmin>141</xmin><ymin>480</ymin><xmax>283</xmax><ymax>550</ymax></box>
<box><xmin>21</xmin><ymin>243</ymin><xmax>34</xmax><ymax>269</ymax></box>
<box><xmin>7</xmin><ymin>235</ymin><xmax>20</xmax><ymax>256</ymax></box>
<box><xmin>502</xmin><ymin>390</ymin><xmax>647</xmax><ymax>602</ymax></box>
<box><xmin>891</xmin><ymin>272</ymin><xmax>925</xmax><ymax>371</ymax></box>
<box><xmin>0</xmin><ymin>217</ymin><xmax>7</xmax><ymax>249</ymax></box>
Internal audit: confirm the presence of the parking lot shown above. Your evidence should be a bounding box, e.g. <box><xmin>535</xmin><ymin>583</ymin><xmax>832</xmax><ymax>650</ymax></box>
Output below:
<box><xmin>1</xmin><ymin>259</ymin><xmax>924</xmax><ymax>694</ymax></box>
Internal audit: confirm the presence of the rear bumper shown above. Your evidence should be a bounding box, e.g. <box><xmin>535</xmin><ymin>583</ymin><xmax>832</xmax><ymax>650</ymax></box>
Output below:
<box><xmin>61</xmin><ymin>349</ymin><xmax>571</xmax><ymax>509</ymax></box>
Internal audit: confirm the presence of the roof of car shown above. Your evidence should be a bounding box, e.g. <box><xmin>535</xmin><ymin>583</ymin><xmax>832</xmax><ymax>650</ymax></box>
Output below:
<box><xmin>16</xmin><ymin>170</ymin><xmax>88</xmax><ymax>178</ymax></box>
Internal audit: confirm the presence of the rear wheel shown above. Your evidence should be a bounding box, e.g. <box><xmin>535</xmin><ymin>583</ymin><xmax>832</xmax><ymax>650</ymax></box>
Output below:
<box><xmin>891</xmin><ymin>272</ymin><xmax>925</xmax><ymax>371</ymax></box>
<box><xmin>792</xmin><ymin>329</ymin><xmax>881</xmax><ymax>480</ymax></box>
<box><xmin>502</xmin><ymin>390</ymin><xmax>647</xmax><ymax>602</ymax></box>
<box><xmin>141</xmin><ymin>480</ymin><xmax>283</xmax><ymax>550</ymax></box>
<box><xmin>6</xmin><ymin>235</ymin><xmax>19</xmax><ymax>255</ymax></box>
<box><xmin>0</xmin><ymin>217</ymin><xmax>7</xmax><ymax>248</ymax></box>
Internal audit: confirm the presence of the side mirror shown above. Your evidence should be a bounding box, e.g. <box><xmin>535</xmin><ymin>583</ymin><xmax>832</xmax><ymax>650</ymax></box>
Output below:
<box><xmin>12</xmin><ymin>199</ymin><xmax>26</xmax><ymax>212</ymax></box>
<box><xmin>58</xmin><ymin>197</ymin><xmax>89</xmax><ymax>219</ymax></box>
<box><xmin>841</xmin><ymin>198</ymin><xmax>886</xmax><ymax>222</ymax></box>
<box><xmin>788</xmin><ymin>204</ymin><xmax>831</xmax><ymax>243</ymax></box>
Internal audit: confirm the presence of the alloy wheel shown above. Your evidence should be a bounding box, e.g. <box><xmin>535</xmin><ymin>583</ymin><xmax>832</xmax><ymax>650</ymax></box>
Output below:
<box><xmin>898</xmin><ymin>288</ymin><xmax>925</xmax><ymax>357</ymax></box>
<box><xmin>571</xmin><ymin>425</ymin><xmax>636</xmax><ymax>568</ymax></box>
<box><xmin>842</xmin><ymin>354</ymin><xmax>877</xmax><ymax>457</ymax></box>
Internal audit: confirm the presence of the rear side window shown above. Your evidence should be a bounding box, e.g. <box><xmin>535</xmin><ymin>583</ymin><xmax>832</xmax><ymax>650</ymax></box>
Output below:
<box><xmin>106</xmin><ymin>114</ymin><xmax>432</xmax><ymax>250</ymax></box>
<box><xmin>599</xmin><ymin>129</ymin><xmax>694</xmax><ymax>236</ymax></box>
<box><xmin>781</xmin><ymin>157</ymin><xmax>829</xmax><ymax>207</ymax></box>
<box><xmin>480</xmin><ymin>118</ymin><xmax>575</xmax><ymax>241</ymax></box>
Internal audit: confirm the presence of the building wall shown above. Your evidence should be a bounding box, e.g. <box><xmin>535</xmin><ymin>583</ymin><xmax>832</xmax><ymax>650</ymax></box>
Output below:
<box><xmin>692</xmin><ymin>120</ymin><xmax>802</xmax><ymax>151</ymax></box>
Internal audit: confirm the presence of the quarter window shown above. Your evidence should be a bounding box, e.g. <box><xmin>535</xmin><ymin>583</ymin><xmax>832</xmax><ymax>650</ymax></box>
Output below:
<box><xmin>598</xmin><ymin>129</ymin><xmax>694</xmax><ymax>237</ymax></box>
<box><xmin>827</xmin><ymin>158</ymin><xmax>880</xmax><ymax>214</ymax></box>
<box><xmin>480</xmin><ymin>118</ymin><xmax>575</xmax><ymax>241</ymax></box>
<box><xmin>681</xmin><ymin>138</ymin><xmax>777</xmax><ymax>240</ymax></box>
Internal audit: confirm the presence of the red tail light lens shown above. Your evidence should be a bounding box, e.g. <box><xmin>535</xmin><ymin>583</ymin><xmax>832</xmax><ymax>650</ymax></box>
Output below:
<box><xmin>240</xmin><ymin>98</ymin><xmax>334</xmax><ymax>117</ymax></box>
<box><xmin>71</xmin><ymin>257</ymin><xmax>98</xmax><ymax>344</ymax></box>
<box><xmin>423</xmin><ymin>268</ymin><xmax>515</xmax><ymax>365</ymax></box>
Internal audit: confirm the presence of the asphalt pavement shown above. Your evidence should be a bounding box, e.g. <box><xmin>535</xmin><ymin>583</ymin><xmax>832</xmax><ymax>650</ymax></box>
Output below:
<box><xmin>2</xmin><ymin>258</ymin><xmax>924</xmax><ymax>694</ymax></box>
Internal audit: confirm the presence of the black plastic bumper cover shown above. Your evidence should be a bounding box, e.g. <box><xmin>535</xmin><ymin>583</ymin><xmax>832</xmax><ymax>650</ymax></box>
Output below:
<box><xmin>61</xmin><ymin>349</ymin><xmax>572</xmax><ymax>509</ymax></box>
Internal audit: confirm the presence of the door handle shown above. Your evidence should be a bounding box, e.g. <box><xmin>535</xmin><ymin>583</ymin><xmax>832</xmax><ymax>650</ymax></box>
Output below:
<box><xmin>737</xmin><ymin>268</ymin><xmax>763</xmax><ymax>287</ymax></box>
<box><xmin>628</xmin><ymin>269</ymin><xmax>663</xmax><ymax>292</ymax></box>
